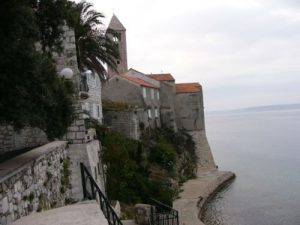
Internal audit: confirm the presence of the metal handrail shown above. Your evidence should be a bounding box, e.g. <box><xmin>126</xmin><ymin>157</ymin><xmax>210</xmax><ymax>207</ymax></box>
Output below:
<box><xmin>80</xmin><ymin>163</ymin><xmax>123</xmax><ymax>225</ymax></box>
<box><xmin>149</xmin><ymin>199</ymin><xmax>179</xmax><ymax>225</ymax></box>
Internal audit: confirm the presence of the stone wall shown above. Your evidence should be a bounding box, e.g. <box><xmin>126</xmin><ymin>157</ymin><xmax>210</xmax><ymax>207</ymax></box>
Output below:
<box><xmin>0</xmin><ymin>126</ymin><xmax>48</xmax><ymax>156</ymax></box>
<box><xmin>159</xmin><ymin>81</ymin><xmax>177</xmax><ymax>131</ymax></box>
<box><xmin>0</xmin><ymin>141</ymin><xmax>71</xmax><ymax>225</ymax></box>
<box><xmin>82</xmin><ymin>72</ymin><xmax>103</xmax><ymax>123</ymax></box>
<box><xmin>188</xmin><ymin>130</ymin><xmax>216</xmax><ymax>171</ymax></box>
<box><xmin>175</xmin><ymin>92</ymin><xmax>205</xmax><ymax>131</ymax></box>
<box><xmin>53</xmin><ymin>25</ymin><xmax>80</xmax><ymax>89</ymax></box>
<box><xmin>67</xmin><ymin>140</ymin><xmax>105</xmax><ymax>201</ymax></box>
<box><xmin>103</xmin><ymin>110</ymin><xmax>140</xmax><ymax>140</ymax></box>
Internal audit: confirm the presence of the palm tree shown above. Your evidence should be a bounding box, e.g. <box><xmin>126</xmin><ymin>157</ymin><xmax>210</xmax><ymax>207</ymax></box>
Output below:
<box><xmin>69</xmin><ymin>1</ymin><xmax>119</xmax><ymax>82</ymax></box>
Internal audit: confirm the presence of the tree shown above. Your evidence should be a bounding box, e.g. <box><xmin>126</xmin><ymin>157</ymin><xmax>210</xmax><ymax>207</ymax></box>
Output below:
<box><xmin>0</xmin><ymin>0</ymin><xmax>74</xmax><ymax>139</ymax></box>
<box><xmin>68</xmin><ymin>1</ymin><xmax>120</xmax><ymax>82</ymax></box>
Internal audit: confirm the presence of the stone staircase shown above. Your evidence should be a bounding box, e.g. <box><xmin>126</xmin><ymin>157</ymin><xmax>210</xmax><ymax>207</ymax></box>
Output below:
<box><xmin>11</xmin><ymin>200</ymin><xmax>108</xmax><ymax>225</ymax></box>
<box><xmin>121</xmin><ymin>220</ymin><xmax>137</xmax><ymax>225</ymax></box>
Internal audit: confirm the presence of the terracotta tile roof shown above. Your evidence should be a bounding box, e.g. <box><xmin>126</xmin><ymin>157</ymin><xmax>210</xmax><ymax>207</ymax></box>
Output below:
<box><xmin>176</xmin><ymin>83</ymin><xmax>202</xmax><ymax>93</ymax></box>
<box><xmin>120</xmin><ymin>75</ymin><xmax>159</xmax><ymax>89</ymax></box>
<box><xmin>148</xmin><ymin>73</ymin><xmax>175</xmax><ymax>81</ymax></box>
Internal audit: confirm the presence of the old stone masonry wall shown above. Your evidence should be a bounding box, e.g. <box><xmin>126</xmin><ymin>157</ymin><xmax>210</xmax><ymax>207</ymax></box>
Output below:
<box><xmin>0</xmin><ymin>142</ymin><xmax>71</xmax><ymax>225</ymax></box>
<box><xmin>0</xmin><ymin>126</ymin><xmax>48</xmax><ymax>156</ymax></box>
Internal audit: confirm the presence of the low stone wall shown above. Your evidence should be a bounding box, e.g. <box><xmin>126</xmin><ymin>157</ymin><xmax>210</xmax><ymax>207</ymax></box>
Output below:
<box><xmin>173</xmin><ymin>170</ymin><xmax>235</xmax><ymax>225</ymax></box>
<box><xmin>0</xmin><ymin>141</ymin><xmax>71</xmax><ymax>225</ymax></box>
<box><xmin>0</xmin><ymin>126</ymin><xmax>48</xmax><ymax>156</ymax></box>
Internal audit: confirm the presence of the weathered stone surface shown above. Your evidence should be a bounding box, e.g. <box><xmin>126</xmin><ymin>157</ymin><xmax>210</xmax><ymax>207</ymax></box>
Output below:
<box><xmin>188</xmin><ymin>131</ymin><xmax>216</xmax><ymax>171</ymax></box>
<box><xmin>0</xmin><ymin>142</ymin><xmax>71</xmax><ymax>225</ymax></box>
<box><xmin>134</xmin><ymin>204</ymin><xmax>153</xmax><ymax>225</ymax></box>
<box><xmin>173</xmin><ymin>170</ymin><xmax>235</xmax><ymax>225</ymax></box>
<box><xmin>0</xmin><ymin>125</ymin><xmax>48</xmax><ymax>155</ymax></box>
<box><xmin>11</xmin><ymin>201</ymin><xmax>108</xmax><ymax>225</ymax></box>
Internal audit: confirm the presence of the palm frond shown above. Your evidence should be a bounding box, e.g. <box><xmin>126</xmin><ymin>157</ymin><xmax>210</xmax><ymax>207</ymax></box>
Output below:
<box><xmin>72</xmin><ymin>0</ymin><xmax>120</xmax><ymax>82</ymax></box>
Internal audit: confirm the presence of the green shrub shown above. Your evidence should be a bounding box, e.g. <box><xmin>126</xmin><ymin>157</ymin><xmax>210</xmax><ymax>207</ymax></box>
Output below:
<box><xmin>89</xmin><ymin>119</ymin><xmax>197</xmax><ymax>205</ymax></box>
<box><xmin>149</xmin><ymin>138</ymin><xmax>176</xmax><ymax>171</ymax></box>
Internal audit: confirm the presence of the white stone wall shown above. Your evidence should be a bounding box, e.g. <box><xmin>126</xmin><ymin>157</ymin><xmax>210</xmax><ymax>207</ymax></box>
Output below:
<box><xmin>0</xmin><ymin>142</ymin><xmax>71</xmax><ymax>225</ymax></box>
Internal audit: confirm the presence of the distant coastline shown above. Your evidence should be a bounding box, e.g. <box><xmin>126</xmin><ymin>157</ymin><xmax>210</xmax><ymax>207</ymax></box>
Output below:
<box><xmin>207</xmin><ymin>103</ymin><xmax>300</xmax><ymax>115</ymax></box>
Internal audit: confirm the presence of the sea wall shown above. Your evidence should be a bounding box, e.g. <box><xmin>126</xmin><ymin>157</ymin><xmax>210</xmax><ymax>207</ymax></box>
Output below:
<box><xmin>0</xmin><ymin>141</ymin><xmax>71</xmax><ymax>225</ymax></box>
<box><xmin>188</xmin><ymin>131</ymin><xmax>216</xmax><ymax>171</ymax></box>
<box><xmin>0</xmin><ymin>125</ymin><xmax>48</xmax><ymax>156</ymax></box>
<box><xmin>174</xmin><ymin>171</ymin><xmax>235</xmax><ymax>225</ymax></box>
<box><xmin>173</xmin><ymin>130</ymin><xmax>235</xmax><ymax>225</ymax></box>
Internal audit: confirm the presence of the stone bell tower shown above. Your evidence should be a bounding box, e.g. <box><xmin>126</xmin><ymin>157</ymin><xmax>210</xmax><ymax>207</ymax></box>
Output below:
<box><xmin>107</xmin><ymin>14</ymin><xmax>128</xmax><ymax>76</ymax></box>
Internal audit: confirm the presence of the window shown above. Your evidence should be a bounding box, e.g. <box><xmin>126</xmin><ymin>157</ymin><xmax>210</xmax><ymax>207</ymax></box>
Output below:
<box><xmin>143</xmin><ymin>87</ymin><xmax>147</xmax><ymax>98</ymax></box>
<box><xmin>157</xmin><ymin>90</ymin><xmax>160</xmax><ymax>100</ymax></box>
<box><xmin>148</xmin><ymin>109</ymin><xmax>152</xmax><ymax>118</ymax></box>
<box><xmin>155</xmin><ymin>108</ymin><xmax>159</xmax><ymax>118</ymax></box>
<box><xmin>151</xmin><ymin>89</ymin><xmax>154</xmax><ymax>99</ymax></box>
<box><xmin>113</xmin><ymin>35</ymin><xmax>119</xmax><ymax>43</ymax></box>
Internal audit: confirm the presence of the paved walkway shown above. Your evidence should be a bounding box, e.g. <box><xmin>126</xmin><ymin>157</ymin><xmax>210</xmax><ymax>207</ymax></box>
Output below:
<box><xmin>173</xmin><ymin>170</ymin><xmax>235</xmax><ymax>225</ymax></box>
<box><xmin>11</xmin><ymin>201</ymin><xmax>108</xmax><ymax>225</ymax></box>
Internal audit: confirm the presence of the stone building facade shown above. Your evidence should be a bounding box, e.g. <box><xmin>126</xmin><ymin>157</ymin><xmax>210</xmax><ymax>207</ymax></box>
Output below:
<box><xmin>175</xmin><ymin>83</ymin><xmax>205</xmax><ymax>131</ymax></box>
<box><xmin>81</xmin><ymin>71</ymin><xmax>103</xmax><ymax>123</ymax></box>
<box><xmin>148</xmin><ymin>74</ymin><xmax>177</xmax><ymax>131</ymax></box>
<box><xmin>102</xmin><ymin>72</ymin><xmax>161</xmax><ymax>132</ymax></box>
<box><xmin>102</xmin><ymin>15</ymin><xmax>207</xmax><ymax>139</ymax></box>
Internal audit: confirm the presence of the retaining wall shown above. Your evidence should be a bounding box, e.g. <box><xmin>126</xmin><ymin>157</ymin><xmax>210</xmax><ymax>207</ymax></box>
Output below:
<box><xmin>0</xmin><ymin>141</ymin><xmax>71</xmax><ymax>225</ymax></box>
<box><xmin>0</xmin><ymin>126</ymin><xmax>48</xmax><ymax>156</ymax></box>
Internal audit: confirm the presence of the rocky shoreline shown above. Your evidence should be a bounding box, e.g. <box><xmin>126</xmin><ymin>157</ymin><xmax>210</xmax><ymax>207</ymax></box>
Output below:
<box><xmin>174</xmin><ymin>170</ymin><xmax>235</xmax><ymax>225</ymax></box>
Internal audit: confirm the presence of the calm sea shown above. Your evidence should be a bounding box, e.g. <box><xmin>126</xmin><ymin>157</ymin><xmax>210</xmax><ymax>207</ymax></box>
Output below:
<box><xmin>202</xmin><ymin>109</ymin><xmax>300</xmax><ymax>225</ymax></box>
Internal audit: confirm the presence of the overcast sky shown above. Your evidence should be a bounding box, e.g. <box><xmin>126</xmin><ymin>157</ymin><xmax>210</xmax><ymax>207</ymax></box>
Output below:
<box><xmin>78</xmin><ymin>0</ymin><xmax>300</xmax><ymax>111</ymax></box>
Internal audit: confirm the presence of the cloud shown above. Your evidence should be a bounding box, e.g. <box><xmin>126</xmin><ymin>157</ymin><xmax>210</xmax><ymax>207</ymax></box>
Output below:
<box><xmin>77</xmin><ymin>0</ymin><xmax>300</xmax><ymax>110</ymax></box>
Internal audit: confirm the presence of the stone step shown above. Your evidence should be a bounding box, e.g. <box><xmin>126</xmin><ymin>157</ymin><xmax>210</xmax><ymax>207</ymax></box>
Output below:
<box><xmin>121</xmin><ymin>220</ymin><xmax>137</xmax><ymax>225</ymax></box>
<box><xmin>11</xmin><ymin>200</ymin><xmax>108</xmax><ymax>225</ymax></box>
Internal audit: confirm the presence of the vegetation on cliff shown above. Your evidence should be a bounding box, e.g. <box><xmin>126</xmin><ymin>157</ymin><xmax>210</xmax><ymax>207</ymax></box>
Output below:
<box><xmin>88</xmin><ymin>120</ymin><xmax>197</xmax><ymax>207</ymax></box>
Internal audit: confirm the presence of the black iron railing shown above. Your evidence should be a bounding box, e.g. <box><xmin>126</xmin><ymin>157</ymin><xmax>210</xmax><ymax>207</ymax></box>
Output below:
<box><xmin>149</xmin><ymin>199</ymin><xmax>179</xmax><ymax>225</ymax></box>
<box><xmin>80</xmin><ymin>163</ymin><xmax>123</xmax><ymax>225</ymax></box>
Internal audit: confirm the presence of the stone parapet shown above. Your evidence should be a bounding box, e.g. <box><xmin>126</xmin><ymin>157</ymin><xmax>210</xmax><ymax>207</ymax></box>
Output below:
<box><xmin>0</xmin><ymin>141</ymin><xmax>71</xmax><ymax>225</ymax></box>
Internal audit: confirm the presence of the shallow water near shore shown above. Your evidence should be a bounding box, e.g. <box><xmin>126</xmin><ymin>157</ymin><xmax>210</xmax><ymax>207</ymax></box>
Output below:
<box><xmin>203</xmin><ymin>109</ymin><xmax>300</xmax><ymax>225</ymax></box>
